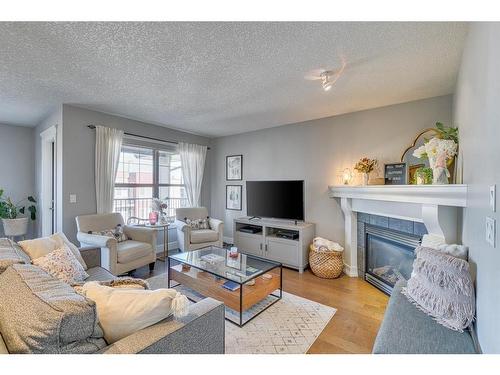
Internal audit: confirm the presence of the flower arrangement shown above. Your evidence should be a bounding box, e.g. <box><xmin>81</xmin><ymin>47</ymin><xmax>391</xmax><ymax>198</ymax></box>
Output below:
<box><xmin>412</xmin><ymin>137</ymin><xmax>457</xmax><ymax>161</ymax></box>
<box><xmin>412</xmin><ymin>122</ymin><xmax>458</xmax><ymax>184</ymax></box>
<box><xmin>354</xmin><ymin>158</ymin><xmax>378</xmax><ymax>174</ymax></box>
<box><xmin>152</xmin><ymin>198</ymin><xmax>169</xmax><ymax>224</ymax></box>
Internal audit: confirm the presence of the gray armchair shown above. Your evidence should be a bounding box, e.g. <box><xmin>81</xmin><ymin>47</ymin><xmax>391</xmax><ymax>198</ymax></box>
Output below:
<box><xmin>175</xmin><ymin>207</ymin><xmax>223</xmax><ymax>252</ymax></box>
<box><xmin>76</xmin><ymin>213</ymin><xmax>157</xmax><ymax>276</ymax></box>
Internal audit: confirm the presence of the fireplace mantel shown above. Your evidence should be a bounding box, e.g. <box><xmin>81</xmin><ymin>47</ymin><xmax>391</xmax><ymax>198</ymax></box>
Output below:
<box><xmin>328</xmin><ymin>184</ymin><xmax>467</xmax><ymax>277</ymax></box>
<box><xmin>328</xmin><ymin>184</ymin><xmax>467</xmax><ymax>207</ymax></box>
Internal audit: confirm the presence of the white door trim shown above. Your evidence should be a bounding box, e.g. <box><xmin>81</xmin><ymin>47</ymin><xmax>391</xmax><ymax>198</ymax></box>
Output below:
<box><xmin>40</xmin><ymin>126</ymin><xmax>57</xmax><ymax>237</ymax></box>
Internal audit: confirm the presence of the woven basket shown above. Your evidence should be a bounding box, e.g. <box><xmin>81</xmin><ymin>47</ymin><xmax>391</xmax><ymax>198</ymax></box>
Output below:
<box><xmin>309</xmin><ymin>244</ymin><xmax>344</xmax><ymax>279</ymax></box>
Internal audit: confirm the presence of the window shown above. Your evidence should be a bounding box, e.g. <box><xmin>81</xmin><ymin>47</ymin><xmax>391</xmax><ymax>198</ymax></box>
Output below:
<box><xmin>113</xmin><ymin>141</ymin><xmax>187</xmax><ymax>223</ymax></box>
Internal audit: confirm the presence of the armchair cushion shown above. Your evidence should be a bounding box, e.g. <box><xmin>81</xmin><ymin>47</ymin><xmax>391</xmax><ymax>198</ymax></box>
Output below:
<box><xmin>190</xmin><ymin>229</ymin><xmax>219</xmax><ymax>244</ymax></box>
<box><xmin>117</xmin><ymin>241</ymin><xmax>154</xmax><ymax>264</ymax></box>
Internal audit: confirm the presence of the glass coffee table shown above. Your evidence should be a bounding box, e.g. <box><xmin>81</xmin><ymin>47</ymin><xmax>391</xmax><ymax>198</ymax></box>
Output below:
<box><xmin>168</xmin><ymin>246</ymin><xmax>282</xmax><ymax>326</ymax></box>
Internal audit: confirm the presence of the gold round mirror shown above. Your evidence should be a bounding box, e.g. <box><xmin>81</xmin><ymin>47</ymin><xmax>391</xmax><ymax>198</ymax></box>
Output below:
<box><xmin>401</xmin><ymin>128</ymin><xmax>438</xmax><ymax>184</ymax></box>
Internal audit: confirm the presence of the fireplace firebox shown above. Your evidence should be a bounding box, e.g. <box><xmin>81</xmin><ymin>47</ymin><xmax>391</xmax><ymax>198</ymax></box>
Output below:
<box><xmin>365</xmin><ymin>225</ymin><xmax>421</xmax><ymax>295</ymax></box>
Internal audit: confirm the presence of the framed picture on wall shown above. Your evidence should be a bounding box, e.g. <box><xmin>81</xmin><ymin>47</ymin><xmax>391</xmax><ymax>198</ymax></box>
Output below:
<box><xmin>226</xmin><ymin>154</ymin><xmax>243</xmax><ymax>180</ymax></box>
<box><xmin>226</xmin><ymin>185</ymin><xmax>242</xmax><ymax>211</ymax></box>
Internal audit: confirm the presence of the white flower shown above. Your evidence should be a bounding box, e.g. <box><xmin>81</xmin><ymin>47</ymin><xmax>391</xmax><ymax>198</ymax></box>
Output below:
<box><xmin>414</xmin><ymin>137</ymin><xmax>458</xmax><ymax>161</ymax></box>
<box><xmin>413</xmin><ymin>145</ymin><xmax>427</xmax><ymax>158</ymax></box>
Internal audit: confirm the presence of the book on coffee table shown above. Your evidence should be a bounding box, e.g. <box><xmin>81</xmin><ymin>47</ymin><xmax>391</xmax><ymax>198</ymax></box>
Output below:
<box><xmin>221</xmin><ymin>280</ymin><xmax>240</xmax><ymax>291</ymax></box>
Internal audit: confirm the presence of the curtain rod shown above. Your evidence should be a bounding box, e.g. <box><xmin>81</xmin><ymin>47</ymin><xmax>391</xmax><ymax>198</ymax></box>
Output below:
<box><xmin>87</xmin><ymin>125</ymin><xmax>210</xmax><ymax>150</ymax></box>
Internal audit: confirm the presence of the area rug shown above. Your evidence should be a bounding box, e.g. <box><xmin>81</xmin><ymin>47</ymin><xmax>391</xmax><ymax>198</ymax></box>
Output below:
<box><xmin>147</xmin><ymin>273</ymin><xmax>336</xmax><ymax>354</ymax></box>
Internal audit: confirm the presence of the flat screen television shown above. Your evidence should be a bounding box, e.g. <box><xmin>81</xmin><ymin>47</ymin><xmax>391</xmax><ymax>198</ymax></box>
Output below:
<box><xmin>246</xmin><ymin>180</ymin><xmax>304</xmax><ymax>221</ymax></box>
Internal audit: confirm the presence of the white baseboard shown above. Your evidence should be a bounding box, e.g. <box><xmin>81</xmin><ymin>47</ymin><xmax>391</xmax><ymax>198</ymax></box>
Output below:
<box><xmin>223</xmin><ymin>236</ymin><xmax>234</xmax><ymax>245</ymax></box>
<box><xmin>155</xmin><ymin>241</ymin><xmax>179</xmax><ymax>253</ymax></box>
<box><xmin>343</xmin><ymin>263</ymin><xmax>359</xmax><ymax>277</ymax></box>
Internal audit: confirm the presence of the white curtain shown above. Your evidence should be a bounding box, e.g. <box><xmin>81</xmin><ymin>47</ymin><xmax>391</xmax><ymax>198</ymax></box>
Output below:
<box><xmin>95</xmin><ymin>126</ymin><xmax>124</xmax><ymax>213</ymax></box>
<box><xmin>178</xmin><ymin>142</ymin><xmax>207</xmax><ymax>207</ymax></box>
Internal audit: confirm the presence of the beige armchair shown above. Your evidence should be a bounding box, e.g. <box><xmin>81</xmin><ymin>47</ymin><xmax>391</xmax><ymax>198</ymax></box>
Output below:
<box><xmin>76</xmin><ymin>213</ymin><xmax>157</xmax><ymax>276</ymax></box>
<box><xmin>175</xmin><ymin>207</ymin><xmax>223</xmax><ymax>252</ymax></box>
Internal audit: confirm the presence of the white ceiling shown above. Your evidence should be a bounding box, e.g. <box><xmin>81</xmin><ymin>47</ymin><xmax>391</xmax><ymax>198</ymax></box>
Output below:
<box><xmin>0</xmin><ymin>22</ymin><xmax>468</xmax><ymax>137</ymax></box>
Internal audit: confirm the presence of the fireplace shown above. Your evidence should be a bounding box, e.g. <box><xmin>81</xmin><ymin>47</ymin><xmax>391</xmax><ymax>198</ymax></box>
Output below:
<box><xmin>364</xmin><ymin>224</ymin><xmax>421</xmax><ymax>295</ymax></box>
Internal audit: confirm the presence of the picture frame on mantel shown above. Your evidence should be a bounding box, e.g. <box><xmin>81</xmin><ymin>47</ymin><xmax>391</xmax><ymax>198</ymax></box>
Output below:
<box><xmin>384</xmin><ymin>162</ymin><xmax>407</xmax><ymax>185</ymax></box>
<box><xmin>226</xmin><ymin>185</ymin><xmax>242</xmax><ymax>211</ymax></box>
<box><xmin>226</xmin><ymin>154</ymin><xmax>243</xmax><ymax>180</ymax></box>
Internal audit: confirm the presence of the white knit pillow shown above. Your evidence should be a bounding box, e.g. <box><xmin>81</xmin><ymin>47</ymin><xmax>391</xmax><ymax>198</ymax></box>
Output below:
<box><xmin>81</xmin><ymin>282</ymin><xmax>189</xmax><ymax>344</ymax></box>
<box><xmin>402</xmin><ymin>246</ymin><xmax>475</xmax><ymax>332</ymax></box>
<box><xmin>33</xmin><ymin>244</ymin><xmax>89</xmax><ymax>284</ymax></box>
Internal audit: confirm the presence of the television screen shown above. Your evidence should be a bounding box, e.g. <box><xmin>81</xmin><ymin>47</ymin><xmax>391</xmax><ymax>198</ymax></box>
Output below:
<box><xmin>246</xmin><ymin>180</ymin><xmax>304</xmax><ymax>221</ymax></box>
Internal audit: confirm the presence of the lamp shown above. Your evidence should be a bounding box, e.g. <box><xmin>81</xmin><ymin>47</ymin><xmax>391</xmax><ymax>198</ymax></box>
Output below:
<box><xmin>342</xmin><ymin>168</ymin><xmax>353</xmax><ymax>185</ymax></box>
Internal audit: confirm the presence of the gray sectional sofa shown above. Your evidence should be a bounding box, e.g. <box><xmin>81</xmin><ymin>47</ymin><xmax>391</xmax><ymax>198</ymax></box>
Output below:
<box><xmin>373</xmin><ymin>280</ymin><xmax>477</xmax><ymax>354</ymax></box>
<box><xmin>0</xmin><ymin>239</ymin><xmax>225</xmax><ymax>354</ymax></box>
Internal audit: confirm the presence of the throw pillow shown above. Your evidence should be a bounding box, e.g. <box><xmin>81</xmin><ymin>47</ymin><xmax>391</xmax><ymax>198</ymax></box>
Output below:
<box><xmin>18</xmin><ymin>236</ymin><xmax>60</xmax><ymax>261</ymax></box>
<box><xmin>18</xmin><ymin>233</ymin><xmax>88</xmax><ymax>270</ymax></box>
<box><xmin>33</xmin><ymin>244</ymin><xmax>89</xmax><ymax>285</ymax></box>
<box><xmin>51</xmin><ymin>232</ymin><xmax>88</xmax><ymax>270</ymax></box>
<box><xmin>90</xmin><ymin>224</ymin><xmax>128</xmax><ymax>243</ymax></box>
<box><xmin>199</xmin><ymin>217</ymin><xmax>211</xmax><ymax>230</ymax></box>
<box><xmin>185</xmin><ymin>217</ymin><xmax>211</xmax><ymax>230</ymax></box>
<box><xmin>185</xmin><ymin>217</ymin><xmax>200</xmax><ymax>230</ymax></box>
<box><xmin>402</xmin><ymin>246</ymin><xmax>475</xmax><ymax>332</ymax></box>
<box><xmin>80</xmin><ymin>281</ymin><xmax>189</xmax><ymax>344</ymax></box>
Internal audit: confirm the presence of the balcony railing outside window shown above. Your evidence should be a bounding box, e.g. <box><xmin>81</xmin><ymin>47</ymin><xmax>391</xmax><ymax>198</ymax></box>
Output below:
<box><xmin>113</xmin><ymin>197</ymin><xmax>188</xmax><ymax>224</ymax></box>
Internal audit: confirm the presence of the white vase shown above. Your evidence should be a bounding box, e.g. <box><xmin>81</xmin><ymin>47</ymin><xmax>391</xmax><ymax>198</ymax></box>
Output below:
<box><xmin>1</xmin><ymin>217</ymin><xmax>29</xmax><ymax>238</ymax></box>
<box><xmin>362</xmin><ymin>173</ymin><xmax>369</xmax><ymax>186</ymax></box>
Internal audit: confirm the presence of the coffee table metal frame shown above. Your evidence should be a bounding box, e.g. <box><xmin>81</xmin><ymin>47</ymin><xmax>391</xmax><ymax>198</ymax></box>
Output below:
<box><xmin>167</xmin><ymin>251</ymin><xmax>282</xmax><ymax>327</ymax></box>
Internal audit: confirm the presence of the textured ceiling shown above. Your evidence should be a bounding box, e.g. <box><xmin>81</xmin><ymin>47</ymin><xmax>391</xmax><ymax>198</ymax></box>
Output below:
<box><xmin>0</xmin><ymin>22</ymin><xmax>468</xmax><ymax>137</ymax></box>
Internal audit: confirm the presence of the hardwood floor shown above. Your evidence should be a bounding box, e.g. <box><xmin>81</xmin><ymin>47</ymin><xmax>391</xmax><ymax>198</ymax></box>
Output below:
<box><xmin>134</xmin><ymin>258</ymin><xmax>389</xmax><ymax>354</ymax></box>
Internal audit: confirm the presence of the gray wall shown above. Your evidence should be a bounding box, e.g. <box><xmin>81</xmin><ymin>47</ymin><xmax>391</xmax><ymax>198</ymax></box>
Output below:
<box><xmin>0</xmin><ymin>124</ymin><xmax>35</xmax><ymax>237</ymax></box>
<box><xmin>61</xmin><ymin>105</ymin><xmax>212</xmax><ymax>244</ymax></box>
<box><xmin>210</xmin><ymin>95</ymin><xmax>453</xmax><ymax>257</ymax></box>
<box><xmin>454</xmin><ymin>23</ymin><xmax>500</xmax><ymax>353</ymax></box>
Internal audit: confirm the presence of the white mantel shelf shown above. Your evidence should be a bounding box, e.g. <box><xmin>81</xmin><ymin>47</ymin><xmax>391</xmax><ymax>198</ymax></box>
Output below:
<box><xmin>328</xmin><ymin>184</ymin><xmax>467</xmax><ymax>278</ymax></box>
<box><xmin>328</xmin><ymin>184</ymin><xmax>467</xmax><ymax>207</ymax></box>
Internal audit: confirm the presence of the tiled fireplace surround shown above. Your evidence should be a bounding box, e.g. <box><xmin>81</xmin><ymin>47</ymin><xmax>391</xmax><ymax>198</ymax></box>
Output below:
<box><xmin>356</xmin><ymin>213</ymin><xmax>427</xmax><ymax>279</ymax></box>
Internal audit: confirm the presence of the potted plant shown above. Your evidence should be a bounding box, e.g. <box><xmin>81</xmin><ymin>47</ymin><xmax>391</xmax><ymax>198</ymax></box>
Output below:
<box><xmin>354</xmin><ymin>158</ymin><xmax>378</xmax><ymax>185</ymax></box>
<box><xmin>0</xmin><ymin>189</ymin><xmax>37</xmax><ymax>238</ymax></box>
<box><xmin>414</xmin><ymin>167</ymin><xmax>433</xmax><ymax>185</ymax></box>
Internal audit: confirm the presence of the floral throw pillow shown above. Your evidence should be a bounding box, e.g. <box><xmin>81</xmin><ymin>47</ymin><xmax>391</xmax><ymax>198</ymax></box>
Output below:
<box><xmin>185</xmin><ymin>217</ymin><xmax>211</xmax><ymax>230</ymax></box>
<box><xmin>91</xmin><ymin>225</ymin><xmax>128</xmax><ymax>242</ymax></box>
<box><xmin>33</xmin><ymin>244</ymin><xmax>89</xmax><ymax>285</ymax></box>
